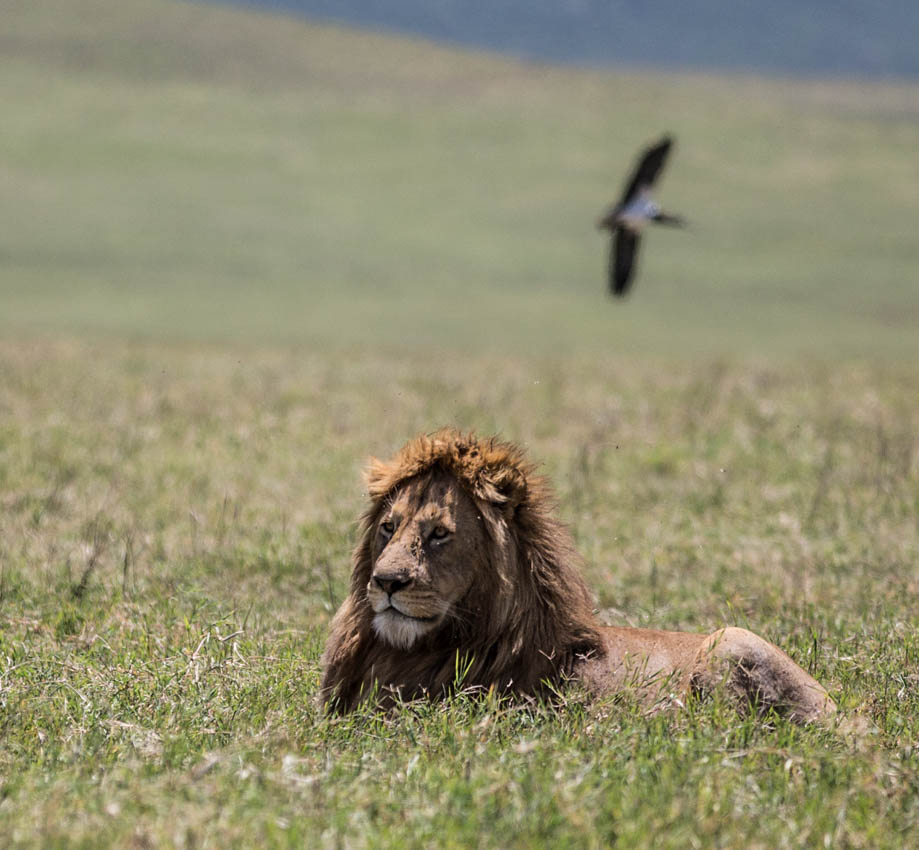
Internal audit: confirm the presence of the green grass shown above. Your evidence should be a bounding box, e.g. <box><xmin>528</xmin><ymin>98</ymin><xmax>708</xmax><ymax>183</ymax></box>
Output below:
<box><xmin>2</xmin><ymin>341</ymin><xmax>918</xmax><ymax>847</ymax></box>
<box><xmin>2</xmin><ymin>1</ymin><xmax>919</xmax><ymax>847</ymax></box>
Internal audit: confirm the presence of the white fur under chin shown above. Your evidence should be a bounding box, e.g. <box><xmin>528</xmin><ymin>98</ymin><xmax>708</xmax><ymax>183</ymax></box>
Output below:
<box><xmin>372</xmin><ymin>610</ymin><xmax>432</xmax><ymax>650</ymax></box>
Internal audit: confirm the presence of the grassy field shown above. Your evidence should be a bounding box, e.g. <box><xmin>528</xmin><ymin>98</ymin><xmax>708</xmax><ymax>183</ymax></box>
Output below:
<box><xmin>3</xmin><ymin>0</ymin><xmax>919</xmax><ymax>356</ymax></box>
<box><xmin>2</xmin><ymin>1</ymin><xmax>919</xmax><ymax>847</ymax></box>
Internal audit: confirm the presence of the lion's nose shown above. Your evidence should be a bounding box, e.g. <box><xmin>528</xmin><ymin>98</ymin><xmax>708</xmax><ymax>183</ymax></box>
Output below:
<box><xmin>373</xmin><ymin>573</ymin><xmax>411</xmax><ymax>595</ymax></box>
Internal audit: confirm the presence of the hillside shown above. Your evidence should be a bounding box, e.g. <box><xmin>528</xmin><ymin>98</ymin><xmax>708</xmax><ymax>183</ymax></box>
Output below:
<box><xmin>2</xmin><ymin>0</ymin><xmax>918</xmax><ymax>357</ymax></box>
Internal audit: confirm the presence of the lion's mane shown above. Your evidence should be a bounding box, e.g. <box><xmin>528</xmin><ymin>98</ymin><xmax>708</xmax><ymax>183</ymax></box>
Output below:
<box><xmin>319</xmin><ymin>429</ymin><xmax>606</xmax><ymax>712</ymax></box>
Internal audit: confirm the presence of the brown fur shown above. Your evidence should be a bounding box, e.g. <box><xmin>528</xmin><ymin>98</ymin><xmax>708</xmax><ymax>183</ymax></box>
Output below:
<box><xmin>320</xmin><ymin>430</ymin><xmax>835</xmax><ymax>722</ymax></box>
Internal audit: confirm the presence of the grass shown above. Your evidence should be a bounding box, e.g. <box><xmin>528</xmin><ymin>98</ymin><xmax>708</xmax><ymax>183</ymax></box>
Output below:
<box><xmin>2</xmin><ymin>341</ymin><xmax>918</xmax><ymax>847</ymax></box>
<box><xmin>2</xmin><ymin>0</ymin><xmax>919</xmax><ymax>847</ymax></box>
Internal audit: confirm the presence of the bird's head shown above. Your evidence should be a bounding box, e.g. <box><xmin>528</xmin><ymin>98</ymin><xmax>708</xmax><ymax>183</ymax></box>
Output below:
<box><xmin>596</xmin><ymin>209</ymin><xmax>617</xmax><ymax>231</ymax></box>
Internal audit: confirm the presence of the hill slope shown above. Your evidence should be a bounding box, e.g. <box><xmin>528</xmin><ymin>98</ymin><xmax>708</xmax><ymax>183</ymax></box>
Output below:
<box><xmin>2</xmin><ymin>0</ymin><xmax>918</xmax><ymax>356</ymax></box>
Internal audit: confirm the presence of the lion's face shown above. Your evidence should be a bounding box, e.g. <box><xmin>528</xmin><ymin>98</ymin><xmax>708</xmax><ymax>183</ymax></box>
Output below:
<box><xmin>366</xmin><ymin>470</ymin><xmax>489</xmax><ymax>650</ymax></box>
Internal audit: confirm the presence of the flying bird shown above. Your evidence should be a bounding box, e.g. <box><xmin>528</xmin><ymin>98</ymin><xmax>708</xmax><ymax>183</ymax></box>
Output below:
<box><xmin>597</xmin><ymin>134</ymin><xmax>685</xmax><ymax>297</ymax></box>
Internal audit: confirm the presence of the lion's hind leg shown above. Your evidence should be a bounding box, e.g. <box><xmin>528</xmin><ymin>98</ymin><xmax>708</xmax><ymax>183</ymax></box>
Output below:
<box><xmin>690</xmin><ymin>626</ymin><xmax>836</xmax><ymax>723</ymax></box>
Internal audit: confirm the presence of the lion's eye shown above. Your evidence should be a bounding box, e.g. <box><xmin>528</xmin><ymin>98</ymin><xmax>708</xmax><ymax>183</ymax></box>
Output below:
<box><xmin>430</xmin><ymin>525</ymin><xmax>450</xmax><ymax>541</ymax></box>
<box><xmin>380</xmin><ymin>520</ymin><xmax>395</xmax><ymax>536</ymax></box>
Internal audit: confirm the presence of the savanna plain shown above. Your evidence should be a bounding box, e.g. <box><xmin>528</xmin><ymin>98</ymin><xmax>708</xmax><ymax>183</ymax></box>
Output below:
<box><xmin>2</xmin><ymin>1</ymin><xmax>919</xmax><ymax>847</ymax></box>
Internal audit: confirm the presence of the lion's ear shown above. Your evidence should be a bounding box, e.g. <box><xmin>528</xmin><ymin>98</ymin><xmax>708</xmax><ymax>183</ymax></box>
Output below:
<box><xmin>364</xmin><ymin>457</ymin><xmax>391</xmax><ymax>500</ymax></box>
<box><xmin>487</xmin><ymin>466</ymin><xmax>527</xmax><ymax>518</ymax></box>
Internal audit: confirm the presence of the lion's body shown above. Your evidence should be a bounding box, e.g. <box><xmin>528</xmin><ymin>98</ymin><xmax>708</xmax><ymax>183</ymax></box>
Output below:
<box><xmin>320</xmin><ymin>430</ymin><xmax>834</xmax><ymax>721</ymax></box>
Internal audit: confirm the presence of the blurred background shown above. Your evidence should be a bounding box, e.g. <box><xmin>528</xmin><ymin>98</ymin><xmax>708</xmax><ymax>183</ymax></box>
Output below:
<box><xmin>3</xmin><ymin>0</ymin><xmax>918</xmax><ymax>357</ymax></box>
<box><xmin>237</xmin><ymin>0</ymin><xmax>919</xmax><ymax>77</ymax></box>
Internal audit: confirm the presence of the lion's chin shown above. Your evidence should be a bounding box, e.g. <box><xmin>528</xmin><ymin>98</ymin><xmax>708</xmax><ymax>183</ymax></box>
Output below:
<box><xmin>372</xmin><ymin>609</ymin><xmax>439</xmax><ymax>650</ymax></box>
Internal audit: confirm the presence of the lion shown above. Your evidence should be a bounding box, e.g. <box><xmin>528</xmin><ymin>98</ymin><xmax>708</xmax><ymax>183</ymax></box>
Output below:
<box><xmin>320</xmin><ymin>429</ymin><xmax>835</xmax><ymax>722</ymax></box>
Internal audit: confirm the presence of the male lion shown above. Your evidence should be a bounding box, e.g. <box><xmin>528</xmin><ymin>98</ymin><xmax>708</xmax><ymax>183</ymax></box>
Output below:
<box><xmin>320</xmin><ymin>429</ymin><xmax>835</xmax><ymax>721</ymax></box>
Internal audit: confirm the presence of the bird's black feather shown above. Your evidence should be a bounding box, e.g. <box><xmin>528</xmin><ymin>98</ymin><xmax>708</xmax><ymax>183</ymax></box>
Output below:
<box><xmin>610</xmin><ymin>228</ymin><xmax>640</xmax><ymax>296</ymax></box>
<box><xmin>619</xmin><ymin>135</ymin><xmax>673</xmax><ymax>206</ymax></box>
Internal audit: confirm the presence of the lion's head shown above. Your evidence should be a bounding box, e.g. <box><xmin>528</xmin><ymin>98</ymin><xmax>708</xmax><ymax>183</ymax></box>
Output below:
<box><xmin>320</xmin><ymin>429</ymin><xmax>605</xmax><ymax>712</ymax></box>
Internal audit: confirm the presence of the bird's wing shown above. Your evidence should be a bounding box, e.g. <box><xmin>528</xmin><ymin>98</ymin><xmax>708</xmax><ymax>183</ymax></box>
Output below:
<box><xmin>610</xmin><ymin>227</ymin><xmax>640</xmax><ymax>296</ymax></box>
<box><xmin>619</xmin><ymin>135</ymin><xmax>673</xmax><ymax>205</ymax></box>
